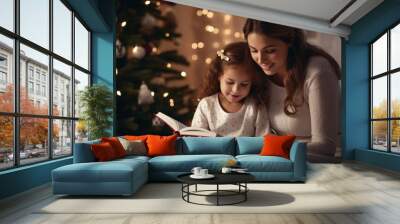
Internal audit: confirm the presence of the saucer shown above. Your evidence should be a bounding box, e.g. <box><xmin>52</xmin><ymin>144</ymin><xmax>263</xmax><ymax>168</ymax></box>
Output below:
<box><xmin>190</xmin><ymin>174</ymin><xmax>215</xmax><ymax>179</ymax></box>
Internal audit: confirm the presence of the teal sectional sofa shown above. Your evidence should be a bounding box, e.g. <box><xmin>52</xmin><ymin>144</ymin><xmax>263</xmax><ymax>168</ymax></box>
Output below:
<box><xmin>52</xmin><ymin>136</ymin><xmax>307</xmax><ymax>196</ymax></box>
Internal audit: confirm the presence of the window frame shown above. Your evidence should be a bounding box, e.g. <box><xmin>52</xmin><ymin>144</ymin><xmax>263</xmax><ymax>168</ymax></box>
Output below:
<box><xmin>370</xmin><ymin>19</ymin><xmax>400</xmax><ymax>154</ymax></box>
<box><xmin>0</xmin><ymin>0</ymin><xmax>92</xmax><ymax>171</ymax></box>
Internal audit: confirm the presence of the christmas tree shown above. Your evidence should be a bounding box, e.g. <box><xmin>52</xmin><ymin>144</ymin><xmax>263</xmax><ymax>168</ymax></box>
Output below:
<box><xmin>116</xmin><ymin>0</ymin><xmax>195</xmax><ymax>135</ymax></box>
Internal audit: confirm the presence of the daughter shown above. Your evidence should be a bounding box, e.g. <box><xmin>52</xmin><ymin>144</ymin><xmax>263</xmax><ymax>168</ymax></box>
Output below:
<box><xmin>191</xmin><ymin>42</ymin><xmax>270</xmax><ymax>136</ymax></box>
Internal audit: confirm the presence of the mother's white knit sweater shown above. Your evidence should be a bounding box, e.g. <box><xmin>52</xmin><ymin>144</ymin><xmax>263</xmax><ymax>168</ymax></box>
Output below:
<box><xmin>267</xmin><ymin>56</ymin><xmax>340</xmax><ymax>157</ymax></box>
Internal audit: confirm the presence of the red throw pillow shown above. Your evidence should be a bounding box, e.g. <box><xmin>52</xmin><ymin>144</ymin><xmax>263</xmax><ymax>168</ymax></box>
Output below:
<box><xmin>260</xmin><ymin>134</ymin><xmax>296</xmax><ymax>159</ymax></box>
<box><xmin>91</xmin><ymin>142</ymin><xmax>117</xmax><ymax>161</ymax></box>
<box><xmin>146</xmin><ymin>134</ymin><xmax>178</xmax><ymax>157</ymax></box>
<box><xmin>101</xmin><ymin>137</ymin><xmax>127</xmax><ymax>158</ymax></box>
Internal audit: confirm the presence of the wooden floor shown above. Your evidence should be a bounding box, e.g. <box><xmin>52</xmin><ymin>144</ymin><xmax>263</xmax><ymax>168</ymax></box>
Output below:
<box><xmin>1</xmin><ymin>162</ymin><xmax>400</xmax><ymax>224</ymax></box>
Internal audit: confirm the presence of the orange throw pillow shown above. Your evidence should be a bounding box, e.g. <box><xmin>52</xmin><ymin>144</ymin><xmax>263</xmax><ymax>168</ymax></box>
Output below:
<box><xmin>260</xmin><ymin>134</ymin><xmax>296</xmax><ymax>159</ymax></box>
<box><xmin>101</xmin><ymin>137</ymin><xmax>127</xmax><ymax>158</ymax></box>
<box><xmin>91</xmin><ymin>142</ymin><xmax>117</xmax><ymax>161</ymax></box>
<box><xmin>146</xmin><ymin>134</ymin><xmax>178</xmax><ymax>157</ymax></box>
<box><xmin>124</xmin><ymin>135</ymin><xmax>148</xmax><ymax>141</ymax></box>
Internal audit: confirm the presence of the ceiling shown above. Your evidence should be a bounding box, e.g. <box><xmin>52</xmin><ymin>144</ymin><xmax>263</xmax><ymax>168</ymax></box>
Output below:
<box><xmin>165</xmin><ymin>0</ymin><xmax>384</xmax><ymax>38</ymax></box>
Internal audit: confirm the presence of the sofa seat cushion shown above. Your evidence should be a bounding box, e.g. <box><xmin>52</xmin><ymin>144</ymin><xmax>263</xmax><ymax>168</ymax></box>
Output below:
<box><xmin>236</xmin><ymin>155</ymin><xmax>293</xmax><ymax>172</ymax></box>
<box><xmin>116</xmin><ymin>155</ymin><xmax>150</xmax><ymax>163</ymax></box>
<box><xmin>53</xmin><ymin>159</ymin><xmax>147</xmax><ymax>183</ymax></box>
<box><xmin>148</xmin><ymin>154</ymin><xmax>235</xmax><ymax>172</ymax></box>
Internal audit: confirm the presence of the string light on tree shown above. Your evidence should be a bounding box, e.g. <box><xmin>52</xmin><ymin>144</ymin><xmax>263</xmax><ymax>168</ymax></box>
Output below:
<box><xmin>207</xmin><ymin>12</ymin><xmax>214</xmax><ymax>18</ymax></box>
<box><xmin>198</xmin><ymin>42</ymin><xmax>204</xmax><ymax>48</ymax></box>
<box><xmin>205</xmin><ymin>25</ymin><xmax>214</xmax><ymax>33</ymax></box>
<box><xmin>163</xmin><ymin>92</ymin><xmax>169</xmax><ymax>98</ymax></box>
<box><xmin>202</xmin><ymin>9</ymin><xmax>208</xmax><ymax>15</ymax></box>
<box><xmin>205</xmin><ymin>57</ymin><xmax>212</xmax><ymax>64</ymax></box>
<box><xmin>180</xmin><ymin>71</ymin><xmax>187</xmax><ymax>77</ymax></box>
<box><xmin>196</xmin><ymin>10</ymin><xmax>202</xmax><ymax>16</ymax></box>
<box><xmin>144</xmin><ymin>0</ymin><xmax>151</xmax><ymax>6</ymax></box>
<box><xmin>191</xmin><ymin>43</ymin><xmax>198</xmax><ymax>49</ymax></box>
<box><xmin>165</xmin><ymin>32</ymin><xmax>170</xmax><ymax>37</ymax></box>
<box><xmin>121</xmin><ymin>21</ymin><xmax>127</xmax><ymax>27</ymax></box>
<box><xmin>115</xmin><ymin>69</ymin><xmax>118</xmax><ymax>75</ymax></box>
<box><xmin>169</xmin><ymin>98</ymin><xmax>175</xmax><ymax>107</ymax></box>
<box><xmin>224</xmin><ymin>14</ymin><xmax>232</xmax><ymax>22</ymax></box>
<box><xmin>151</xmin><ymin>91</ymin><xmax>155</xmax><ymax>96</ymax></box>
<box><xmin>117</xmin><ymin>90</ymin><xmax>122</xmax><ymax>96</ymax></box>
<box><xmin>234</xmin><ymin>32</ymin><xmax>241</xmax><ymax>38</ymax></box>
<box><xmin>191</xmin><ymin>54</ymin><xmax>198</xmax><ymax>61</ymax></box>
<box><xmin>166</xmin><ymin>63</ymin><xmax>172</xmax><ymax>68</ymax></box>
<box><xmin>152</xmin><ymin>47</ymin><xmax>158</xmax><ymax>53</ymax></box>
<box><xmin>213</xmin><ymin>28</ymin><xmax>219</xmax><ymax>34</ymax></box>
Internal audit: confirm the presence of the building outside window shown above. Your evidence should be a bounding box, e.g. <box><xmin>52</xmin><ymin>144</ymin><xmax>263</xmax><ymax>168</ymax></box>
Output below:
<box><xmin>370</xmin><ymin>22</ymin><xmax>400</xmax><ymax>154</ymax></box>
<box><xmin>0</xmin><ymin>0</ymin><xmax>91</xmax><ymax>170</ymax></box>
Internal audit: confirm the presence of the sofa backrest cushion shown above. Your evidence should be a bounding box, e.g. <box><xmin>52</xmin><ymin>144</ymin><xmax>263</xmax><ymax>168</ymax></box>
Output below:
<box><xmin>176</xmin><ymin>137</ymin><xmax>235</xmax><ymax>155</ymax></box>
<box><xmin>236</xmin><ymin>137</ymin><xmax>263</xmax><ymax>155</ymax></box>
<box><xmin>73</xmin><ymin>139</ymin><xmax>100</xmax><ymax>163</ymax></box>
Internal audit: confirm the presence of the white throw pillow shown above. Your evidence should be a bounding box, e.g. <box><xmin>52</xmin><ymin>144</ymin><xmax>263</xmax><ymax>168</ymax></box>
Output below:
<box><xmin>118</xmin><ymin>137</ymin><xmax>147</xmax><ymax>156</ymax></box>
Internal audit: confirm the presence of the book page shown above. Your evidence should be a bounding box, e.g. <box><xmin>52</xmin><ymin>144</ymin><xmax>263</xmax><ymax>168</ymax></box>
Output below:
<box><xmin>156</xmin><ymin>112</ymin><xmax>187</xmax><ymax>131</ymax></box>
<box><xmin>180</xmin><ymin>127</ymin><xmax>217</xmax><ymax>137</ymax></box>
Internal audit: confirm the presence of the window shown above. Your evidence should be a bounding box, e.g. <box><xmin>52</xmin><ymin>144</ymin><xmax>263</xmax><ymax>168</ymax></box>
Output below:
<box><xmin>28</xmin><ymin>81</ymin><xmax>34</xmax><ymax>94</ymax></box>
<box><xmin>28</xmin><ymin>67</ymin><xmax>34</xmax><ymax>80</ymax></box>
<box><xmin>35</xmin><ymin>70</ymin><xmax>41</xmax><ymax>81</ymax></box>
<box><xmin>0</xmin><ymin>0</ymin><xmax>91</xmax><ymax>170</ymax></box>
<box><xmin>42</xmin><ymin>85</ymin><xmax>46</xmax><ymax>97</ymax></box>
<box><xmin>0</xmin><ymin>71</ymin><xmax>6</xmax><ymax>85</ymax></box>
<box><xmin>35</xmin><ymin>83</ymin><xmax>40</xmax><ymax>95</ymax></box>
<box><xmin>371</xmin><ymin>23</ymin><xmax>400</xmax><ymax>154</ymax></box>
<box><xmin>0</xmin><ymin>54</ymin><xmax>7</xmax><ymax>86</ymax></box>
<box><xmin>0</xmin><ymin>54</ymin><xmax>7</xmax><ymax>67</ymax></box>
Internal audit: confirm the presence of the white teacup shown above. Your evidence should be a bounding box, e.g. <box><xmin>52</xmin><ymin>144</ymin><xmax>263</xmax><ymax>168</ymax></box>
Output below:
<box><xmin>191</xmin><ymin>167</ymin><xmax>202</xmax><ymax>176</ymax></box>
<box><xmin>199</xmin><ymin>169</ymin><xmax>208</xmax><ymax>176</ymax></box>
<box><xmin>221</xmin><ymin>167</ymin><xmax>232</xmax><ymax>174</ymax></box>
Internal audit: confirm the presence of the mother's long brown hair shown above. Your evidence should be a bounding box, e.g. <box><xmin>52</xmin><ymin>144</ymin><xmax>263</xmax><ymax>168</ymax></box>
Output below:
<box><xmin>243</xmin><ymin>19</ymin><xmax>340</xmax><ymax>115</ymax></box>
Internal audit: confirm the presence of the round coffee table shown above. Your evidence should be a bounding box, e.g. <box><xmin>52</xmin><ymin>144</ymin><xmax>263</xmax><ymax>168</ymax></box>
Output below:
<box><xmin>177</xmin><ymin>172</ymin><xmax>255</xmax><ymax>206</ymax></box>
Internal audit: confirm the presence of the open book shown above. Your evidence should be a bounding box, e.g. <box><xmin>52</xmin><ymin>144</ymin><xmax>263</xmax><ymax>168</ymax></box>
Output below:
<box><xmin>155</xmin><ymin>112</ymin><xmax>217</xmax><ymax>137</ymax></box>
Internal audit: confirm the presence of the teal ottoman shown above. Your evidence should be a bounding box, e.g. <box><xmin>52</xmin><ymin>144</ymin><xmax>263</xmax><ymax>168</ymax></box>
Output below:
<box><xmin>52</xmin><ymin>157</ymin><xmax>148</xmax><ymax>196</ymax></box>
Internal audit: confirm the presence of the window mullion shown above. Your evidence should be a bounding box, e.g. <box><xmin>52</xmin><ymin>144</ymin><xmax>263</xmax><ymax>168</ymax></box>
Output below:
<box><xmin>13</xmin><ymin>0</ymin><xmax>20</xmax><ymax>166</ymax></box>
<box><xmin>71</xmin><ymin>11</ymin><xmax>76</xmax><ymax>154</ymax></box>
<box><xmin>387</xmin><ymin>29</ymin><xmax>391</xmax><ymax>152</ymax></box>
<box><xmin>49</xmin><ymin>0</ymin><xmax>53</xmax><ymax>160</ymax></box>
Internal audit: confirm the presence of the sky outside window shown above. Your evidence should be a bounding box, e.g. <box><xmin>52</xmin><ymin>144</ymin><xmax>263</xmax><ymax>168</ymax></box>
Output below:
<box><xmin>0</xmin><ymin>0</ymin><xmax>14</xmax><ymax>32</ymax></box>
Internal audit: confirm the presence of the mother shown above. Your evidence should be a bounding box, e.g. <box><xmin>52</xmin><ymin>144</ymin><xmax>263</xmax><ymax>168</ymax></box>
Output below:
<box><xmin>243</xmin><ymin>19</ymin><xmax>341</xmax><ymax>162</ymax></box>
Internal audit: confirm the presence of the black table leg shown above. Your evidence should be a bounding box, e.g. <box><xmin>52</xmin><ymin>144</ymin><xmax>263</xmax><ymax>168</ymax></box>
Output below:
<box><xmin>245</xmin><ymin>183</ymin><xmax>247</xmax><ymax>201</ymax></box>
<box><xmin>217</xmin><ymin>184</ymin><xmax>219</xmax><ymax>206</ymax></box>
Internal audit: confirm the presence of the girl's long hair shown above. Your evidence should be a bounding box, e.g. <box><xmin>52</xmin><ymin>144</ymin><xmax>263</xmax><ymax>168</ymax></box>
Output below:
<box><xmin>243</xmin><ymin>19</ymin><xmax>340</xmax><ymax>115</ymax></box>
<box><xmin>199</xmin><ymin>41</ymin><xmax>268</xmax><ymax>105</ymax></box>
